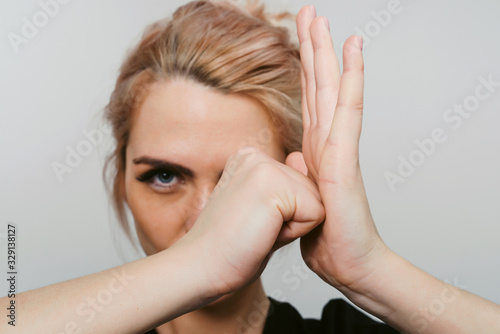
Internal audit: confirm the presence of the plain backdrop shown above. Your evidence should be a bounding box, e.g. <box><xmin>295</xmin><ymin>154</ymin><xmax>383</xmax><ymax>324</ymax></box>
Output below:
<box><xmin>1</xmin><ymin>0</ymin><xmax>499</xmax><ymax>321</ymax></box>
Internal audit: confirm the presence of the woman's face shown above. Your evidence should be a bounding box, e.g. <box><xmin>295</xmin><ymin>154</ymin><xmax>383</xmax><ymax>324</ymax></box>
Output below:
<box><xmin>124</xmin><ymin>78</ymin><xmax>286</xmax><ymax>255</ymax></box>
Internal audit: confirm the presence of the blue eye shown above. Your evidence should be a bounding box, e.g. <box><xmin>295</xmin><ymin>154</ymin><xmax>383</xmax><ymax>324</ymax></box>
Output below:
<box><xmin>156</xmin><ymin>171</ymin><xmax>175</xmax><ymax>184</ymax></box>
<box><xmin>137</xmin><ymin>169</ymin><xmax>182</xmax><ymax>192</ymax></box>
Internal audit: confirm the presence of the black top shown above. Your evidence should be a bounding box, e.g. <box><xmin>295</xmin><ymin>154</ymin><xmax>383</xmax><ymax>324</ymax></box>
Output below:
<box><xmin>144</xmin><ymin>297</ymin><xmax>400</xmax><ymax>333</ymax></box>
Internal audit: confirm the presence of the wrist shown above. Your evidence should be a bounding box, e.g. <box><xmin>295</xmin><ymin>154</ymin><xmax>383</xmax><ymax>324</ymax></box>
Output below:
<box><xmin>335</xmin><ymin>243</ymin><xmax>403</xmax><ymax>320</ymax></box>
<box><xmin>158</xmin><ymin>235</ymin><xmax>222</xmax><ymax>311</ymax></box>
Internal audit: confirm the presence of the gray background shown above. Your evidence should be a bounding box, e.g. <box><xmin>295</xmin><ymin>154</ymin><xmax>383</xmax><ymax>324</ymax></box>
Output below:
<box><xmin>1</xmin><ymin>0</ymin><xmax>499</xmax><ymax>320</ymax></box>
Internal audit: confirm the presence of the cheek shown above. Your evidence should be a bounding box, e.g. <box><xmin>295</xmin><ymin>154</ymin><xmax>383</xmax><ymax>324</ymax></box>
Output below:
<box><xmin>125</xmin><ymin>180</ymin><xmax>186</xmax><ymax>253</ymax></box>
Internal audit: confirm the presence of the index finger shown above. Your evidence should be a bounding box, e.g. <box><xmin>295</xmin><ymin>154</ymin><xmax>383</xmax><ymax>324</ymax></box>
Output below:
<box><xmin>327</xmin><ymin>35</ymin><xmax>364</xmax><ymax>156</ymax></box>
<box><xmin>297</xmin><ymin>5</ymin><xmax>317</xmax><ymax>128</ymax></box>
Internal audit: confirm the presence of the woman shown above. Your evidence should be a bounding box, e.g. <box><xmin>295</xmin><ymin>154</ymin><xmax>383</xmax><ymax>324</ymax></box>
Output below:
<box><xmin>2</xmin><ymin>1</ymin><xmax>499</xmax><ymax>333</ymax></box>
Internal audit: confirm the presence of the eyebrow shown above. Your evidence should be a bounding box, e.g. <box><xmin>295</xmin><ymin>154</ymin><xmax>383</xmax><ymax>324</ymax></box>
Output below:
<box><xmin>132</xmin><ymin>156</ymin><xmax>224</xmax><ymax>179</ymax></box>
<box><xmin>133</xmin><ymin>156</ymin><xmax>195</xmax><ymax>177</ymax></box>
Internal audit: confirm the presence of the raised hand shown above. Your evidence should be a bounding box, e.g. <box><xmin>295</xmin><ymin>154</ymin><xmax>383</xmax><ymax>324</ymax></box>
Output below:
<box><xmin>180</xmin><ymin>147</ymin><xmax>325</xmax><ymax>297</ymax></box>
<box><xmin>286</xmin><ymin>6</ymin><xmax>390</xmax><ymax>291</ymax></box>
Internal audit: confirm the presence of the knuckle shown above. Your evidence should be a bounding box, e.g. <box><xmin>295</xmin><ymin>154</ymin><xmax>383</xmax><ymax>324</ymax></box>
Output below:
<box><xmin>226</xmin><ymin>146</ymin><xmax>260</xmax><ymax>168</ymax></box>
<box><xmin>315</xmin><ymin>80</ymin><xmax>337</xmax><ymax>91</ymax></box>
<box><xmin>343</xmin><ymin>41</ymin><xmax>359</xmax><ymax>56</ymax></box>
<box><xmin>233</xmin><ymin>145</ymin><xmax>260</xmax><ymax>161</ymax></box>
<box><xmin>336</xmin><ymin>101</ymin><xmax>364</xmax><ymax>112</ymax></box>
<box><xmin>247</xmin><ymin>161</ymin><xmax>281</xmax><ymax>190</ymax></box>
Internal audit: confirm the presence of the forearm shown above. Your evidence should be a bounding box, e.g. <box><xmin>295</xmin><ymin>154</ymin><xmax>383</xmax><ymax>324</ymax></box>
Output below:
<box><xmin>0</xmin><ymin>239</ymin><xmax>215</xmax><ymax>333</ymax></box>
<box><xmin>339</xmin><ymin>248</ymin><xmax>500</xmax><ymax>333</ymax></box>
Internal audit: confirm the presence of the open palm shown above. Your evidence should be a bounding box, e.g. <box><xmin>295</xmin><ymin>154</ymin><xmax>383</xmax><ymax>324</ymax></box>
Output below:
<box><xmin>286</xmin><ymin>6</ymin><xmax>389</xmax><ymax>290</ymax></box>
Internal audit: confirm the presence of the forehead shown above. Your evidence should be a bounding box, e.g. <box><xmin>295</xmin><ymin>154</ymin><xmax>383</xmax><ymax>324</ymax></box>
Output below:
<box><xmin>127</xmin><ymin>78</ymin><xmax>278</xmax><ymax>161</ymax></box>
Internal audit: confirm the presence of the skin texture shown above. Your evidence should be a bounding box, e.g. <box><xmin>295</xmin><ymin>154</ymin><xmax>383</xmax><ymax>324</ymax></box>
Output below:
<box><xmin>0</xmin><ymin>71</ymin><xmax>326</xmax><ymax>334</ymax></box>
<box><xmin>124</xmin><ymin>78</ymin><xmax>293</xmax><ymax>334</ymax></box>
<box><xmin>125</xmin><ymin>78</ymin><xmax>286</xmax><ymax>255</ymax></box>
<box><xmin>293</xmin><ymin>4</ymin><xmax>385</xmax><ymax>293</ymax></box>
<box><xmin>0</xmin><ymin>5</ymin><xmax>498</xmax><ymax>334</ymax></box>
<box><xmin>290</xmin><ymin>6</ymin><xmax>500</xmax><ymax>333</ymax></box>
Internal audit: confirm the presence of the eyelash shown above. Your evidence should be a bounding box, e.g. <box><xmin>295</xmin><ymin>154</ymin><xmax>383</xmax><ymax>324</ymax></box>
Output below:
<box><xmin>136</xmin><ymin>169</ymin><xmax>183</xmax><ymax>192</ymax></box>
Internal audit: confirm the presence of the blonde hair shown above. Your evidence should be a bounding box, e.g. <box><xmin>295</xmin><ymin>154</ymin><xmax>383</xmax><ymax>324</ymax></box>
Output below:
<box><xmin>104</xmin><ymin>0</ymin><xmax>302</xmax><ymax>243</ymax></box>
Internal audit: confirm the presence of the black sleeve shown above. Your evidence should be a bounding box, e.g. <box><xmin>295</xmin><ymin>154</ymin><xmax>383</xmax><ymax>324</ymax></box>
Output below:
<box><xmin>305</xmin><ymin>299</ymin><xmax>400</xmax><ymax>334</ymax></box>
<box><xmin>146</xmin><ymin>298</ymin><xmax>400</xmax><ymax>334</ymax></box>
<box><xmin>263</xmin><ymin>297</ymin><xmax>400</xmax><ymax>334</ymax></box>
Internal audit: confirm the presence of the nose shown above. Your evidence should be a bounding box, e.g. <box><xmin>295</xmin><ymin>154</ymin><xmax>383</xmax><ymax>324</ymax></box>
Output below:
<box><xmin>184</xmin><ymin>180</ymin><xmax>217</xmax><ymax>232</ymax></box>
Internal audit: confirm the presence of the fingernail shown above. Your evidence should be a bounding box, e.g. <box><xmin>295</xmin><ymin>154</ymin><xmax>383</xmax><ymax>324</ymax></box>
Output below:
<box><xmin>304</xmin><ymin>5</ymin><xmax>316</xmax><ymax>19</ymax></box>
<box><xmin>322</xmin><ymin>17</ymin><xmax>330</xmax><ymax>31</ymax></box>
<box><xmin>356</xmin><ymin>35</ymin><xmax>363</xmax><ymax>51</ymax></box>
<box><xmin>309</xmin><ymin>5</ymin><xmax>317</xmax><ymax>18</ymax></box>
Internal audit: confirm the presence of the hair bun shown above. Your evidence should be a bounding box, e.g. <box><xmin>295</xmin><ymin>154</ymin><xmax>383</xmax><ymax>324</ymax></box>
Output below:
<box><xmin>224</xmin><ymin>0</ymin><xmax>299</xmax><ymax>45</ymax></box>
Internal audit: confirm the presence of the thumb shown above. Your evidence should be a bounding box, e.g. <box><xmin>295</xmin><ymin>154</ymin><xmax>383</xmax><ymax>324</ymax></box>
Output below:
<box><xmin>285</xmin><ymin>151</ymin><xmax>308</xmax><ymax>176</ymax></box>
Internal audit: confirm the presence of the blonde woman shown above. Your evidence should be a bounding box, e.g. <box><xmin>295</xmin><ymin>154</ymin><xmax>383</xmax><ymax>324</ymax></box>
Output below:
<box><xmin>2</xmin><ymin>1</ymin><xmax>499</xmax><ymax>333</ymax></box>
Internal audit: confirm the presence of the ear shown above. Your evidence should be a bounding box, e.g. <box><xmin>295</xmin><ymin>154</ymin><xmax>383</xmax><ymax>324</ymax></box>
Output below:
<box><xmin>285</xmin><ymin>151</ymin><xmax>308</xmax><ymax>176</ymax></box>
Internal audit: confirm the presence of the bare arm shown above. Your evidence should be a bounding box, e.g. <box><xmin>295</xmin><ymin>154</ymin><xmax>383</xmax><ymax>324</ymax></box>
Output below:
<box><xmin>343</xmin><ymin>249</ymin><xmax>500</xmax><ymax>333</ymax></box>
<box><xmin>1</xmin><ymin>148</ymin><xmax>325</xmax><ymax>333</ymax></box>
<box><xmin>292</xmin><ymin>5</ymin><xmax>500</xmax><ymax>333</ymax></box>
<box><xmin>0</xmin><ymin>239</ymin><xmax>215</xmax><ymax>333</ymax></box>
